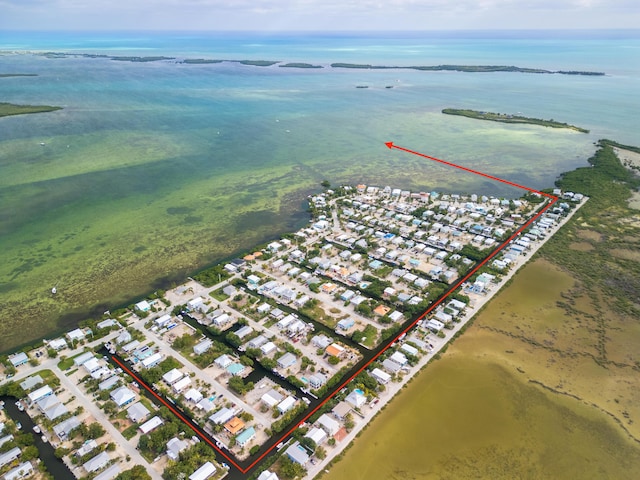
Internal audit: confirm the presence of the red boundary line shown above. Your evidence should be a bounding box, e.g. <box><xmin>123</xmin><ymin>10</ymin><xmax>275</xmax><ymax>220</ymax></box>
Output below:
<box><xmin>114</xmin><ymin>143</ymin><xmax>559</xmax><ymax>475</ymax></box>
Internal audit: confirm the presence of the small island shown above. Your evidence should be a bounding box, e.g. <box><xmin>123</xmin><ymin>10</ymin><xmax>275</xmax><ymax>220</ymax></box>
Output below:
<box><xmin>0</xmin><ymin>102</ymin><xmax>62</xmax><ymax>118</ymax></box>
<box><xmin>180</xmin><ymin>59</ymin><xmax>224</xmax><ymax>64</ymax></box>
<box><xmin>0</xmin><ymin>73</ymin><xmax>38</xmax><ymax>78</ymax></box>
<box><xmin>330</xmin><ymin>63</ymin><xmax>604</xmax><ymax>75</ymax></box>
<box><xmin>279</xmin><ymin>62</ymin><xmax>323</xmax><ymax>69</ymax></box>
<box><xmin>238</xmin><ymin>60</ymin><xmax>279</xmax><ymax>67</ymax></box>
<box><xmin>110</xmin><ymin>56</ymin><xmax>175</xmax><ymax>62</ymax></box>
<box><xmin>442</xmin><ymin>108</ymin><xmax>590</xmax><ymax>133</ymax></box>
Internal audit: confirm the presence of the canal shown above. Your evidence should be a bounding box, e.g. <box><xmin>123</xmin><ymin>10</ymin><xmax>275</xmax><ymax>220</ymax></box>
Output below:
<box><xmin>0</xmin><ymin>395</ymin><xmax>75</xmax><ymax>479</ymax></box>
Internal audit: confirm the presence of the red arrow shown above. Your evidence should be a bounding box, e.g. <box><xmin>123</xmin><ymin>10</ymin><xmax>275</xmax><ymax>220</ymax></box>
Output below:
<box><xmin>385</xmin><ymin>141</ymin><xmax>556</xmax><ymax>199</ymax></box>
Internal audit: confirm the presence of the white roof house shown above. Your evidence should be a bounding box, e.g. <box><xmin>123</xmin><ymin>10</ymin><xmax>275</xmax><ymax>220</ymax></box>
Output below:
<box><xmin>44</xmin><ymin>403</ymin><xmax>69</xmax><ymax>421</ymax></box>
<box><xmin>48</xmin><ymin>338</ymin><xmax>68</xmax><ymax>350</ymax></box>
<box><xmin>172</xmin><ymin>376</ymin><xmax>191</xmax><ymax>393</ymax></box>
<box><xmin>121</xmin><ymin>340</ymin><xmax>140</xmax><ymax>353</ymax></box>
<box><xmin>127</xmin><ymin>402</ymin><xmax>150</xmax><ymax>423</ymax></box>
<box><xmin>0</xmin><ymin>448</ymin><xmax>21</xmax><ymax>468</ymax></box>
<box><xmin>155</xmin><ymin>314</ymin><xmax>172</xmax><ymax>327</ymax></box>
<box><xmin>189</xmin><ymin>462</ymin><xmax>216</xmax><ymax>480</ymax></box>
<box><xmin>390</xmin><ymin>351</ymin><xmax>408</xmax><ymax>366</ymax></box>
<box><xmin>27</xmin><ymin>385</ymin><xmax>52</xmax><ymax>404</ymax></box>
<box><xmin>261</xmin><ymin>389</ymin><xmax>284</xmax><ymax>408</ymax></box>
<box><xmin>83</xmin><ymin>357</ymin><xmax>102</xmax><ymax>374</ymax></box>
<box><xmin>277</xmin><ymin>396</ymin><xmax>296</xmax><ymax>414</ymax></box>
<box><xmin>73</xmin><ymin>351</ymin><xmax>95</xmax><ymax>366</ymax></box>
<box><xmin>304</xmin><ymin>427</ymin><xmax>327</xmax><ymax>445</ymax></box>
<box><xmin>166</xmin><ymin>437</ymin><xmax>189</xmax><ymax>461</ymax></box>
<box><xmin>97</xmin><ymin>318</ymin><xmax>117</xmax><ymax>329</ymax></box>
<box><xmin>184</xmin><ymin>388</ymin><xmax>203</xmax><ymax>403</ymax></box>
<box><xmin>257</xmin><ymin>471</ymin><xmax>280</xmax><ymax>480</ymax></box>
<box><xmin>317</xmin><ymin>413</ymin><xmax>340</xmax><ymax>435</ymax></box>
<box><xmin>53</xmin><ymin>417</ymin><xmax>81</xmax><ymax>440</ymax></box>
<box><xmin>193</xmin><ymin>338</ymin><xmax>213</xmax><ymax>355</ymax></box>
<box><xmin>139</xmin><ymin>416</ymin><xmax>164</xmax><ymax>434</ymax></box>
<box><xmin>209</xmin><ymin>407</ymin><xmax>234</xmax><ymax>425</ymax></box>
<box><xmin>141</xmin><ymin>352</ymin><xmax>163</xmax><ymax>368</ymax></box>
<box><xmin>162</xmin><ymin>368</ymin><xmax>184</xmax><ymax>385</ymax></box>
<box><xmin>277</xmin><ymin>352</ymin><xmax>297</xmax><ymax>369</ymax></box>
<box><xmin>83</xmin><ymin>451</ymin><xmax>110</xmax><ymax>473</ymax></box>
<box><xmin>345</xmin><ymin>389</ymin><xmax>366</xmax><ymax>408</ymax></box>
<box><xmin>67</xmin><ymin>328</ymin><xmax>86</xmax><ymax>342</ymax></box>
<box><xmin>214</xmin><ymin>354</ymin><xmax>233</xmax><ymax>369</ymax></box>
<box><xmin>99</xmin><ymin>376</ymin><xmax>120</xmax><ymax>391</ymax></box>
<box><xmin>285</xmin><ymin>442</ymin><xmax>309</xmax><ymax>465</ymax></box>
<box><xmin>93</xmin><ymin>464</ymin><xmax>121</xmax><ymax>480</ymax></box>
<box><xmin>110</xmin><ymin>386</ymin><xmax>136</xmax><ymax>407</ymax></box>
<box><xmin>260</xmin><ymin>341</ymin><xmax>277</xmax><ymax>355</ymax></box>
<box><xmin>135</xmin><ymin>300</ymin><xmax>151</xmax><ymax>311</ymax></box>
<box><xmin>4</xmin><ymin>461</ymin><xmax>34</xmax><ymax>480</ymax></box>
<box><xmin>371</xmin><ymin>368</ymin><xmax>391</xmax><ymax>384</ymax></box>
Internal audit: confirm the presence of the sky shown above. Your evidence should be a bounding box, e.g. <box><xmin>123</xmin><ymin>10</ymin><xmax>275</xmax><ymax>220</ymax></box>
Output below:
<box><xmin>0</xmin><ymin>0</ymin><xmax>639</xmax><ymax>31</ymax></box>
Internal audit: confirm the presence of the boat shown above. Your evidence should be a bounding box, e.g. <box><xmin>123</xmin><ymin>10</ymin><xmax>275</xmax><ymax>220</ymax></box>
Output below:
<box><xmin>16</xmin><ymin>422</ymin><xmax>22</xmax><ymax>430</ymax></box>
<box><xmin>33</xmin><ymin>426</ymin><xmax>41</xmax><ymax>434</ymax></box>
<box><xmin>41</xmin><ymin>435</ymin><xmax>48</xmax><ymax>443</ymax></box>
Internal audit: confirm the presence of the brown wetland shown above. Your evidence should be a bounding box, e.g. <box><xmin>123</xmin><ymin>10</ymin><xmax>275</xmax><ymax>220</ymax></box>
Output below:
<box><xmin>321</xmin><ymin>259</ymin><xmax>640</xmax><ymax>480</ymax></box>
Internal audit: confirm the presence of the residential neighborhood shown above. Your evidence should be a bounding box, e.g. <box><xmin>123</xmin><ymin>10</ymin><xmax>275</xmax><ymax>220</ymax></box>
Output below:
<box><xmin>0</xmin><ymin>183</ymin><xmax>585</xmax><ymax>480</ymax></box>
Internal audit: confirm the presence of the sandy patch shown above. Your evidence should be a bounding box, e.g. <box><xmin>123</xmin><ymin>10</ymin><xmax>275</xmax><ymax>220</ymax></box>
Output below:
<box><xmin>610</xmin><ymin>248</ymin><xmax>640</xmax><ymax>262</ymax></box>
<box><xmin>569</xmin><ymin>242</ymin><xmax>595</xmax><ymax>252</ymax></box>
<box><xmin>577</xmin><ymin>229</ymin><xmax>603</xmax><ymax>242</ymax></box>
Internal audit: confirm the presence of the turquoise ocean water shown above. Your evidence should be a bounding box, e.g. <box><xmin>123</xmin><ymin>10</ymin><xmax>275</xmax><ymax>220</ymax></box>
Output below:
<box><xmin>0</xmin><ymin>30</ymin><xmax>638</xmax><ymax>348</ymax></box>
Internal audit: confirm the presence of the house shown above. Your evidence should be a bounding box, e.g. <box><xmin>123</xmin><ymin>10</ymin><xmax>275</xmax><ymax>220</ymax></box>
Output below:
<box><xmin>247</xmin><ymin>335</ymin><xmax>268</xmax><ymax>349</ymax></box>
<box><xmin>236</xmin><ymin>426</ymin><xmax>256</xmax><ymax>447</ymax></box>
<box><xmin>66</xmin><ymin>328</ymin><xmax>86</xmax><ymax>342</ymax></box>
<box><xmin>83</xmin><ymin>357</ymin><xmax>102</xmax><ymax>374</ymax></box>
<box><xmin>36</xmin><ymin>394</ymin><xmax>61</xmax><ymax>414</ymax></box>
<box><xmin>285</xmin><ymin>442</ymin><xmax>309</xmax><ymax>466</ymax></box>
<box><xmin>308</xmin><ymin>373</ymin><xmax>327</xmax><ymax>389</ymax></box>
<box><xmin>0</xmin><ymin>448</ymin><xmax>21</xmax><ymax>468</ymax></box>
<box><xmin>388</xmin><ymin>310</ymin><xmax>403</xmax><ymax>322</ymax></box>
<box><xmin>162</xmin><ymin>369</ymin><xmax>184</xmax><ymax>385</ymax></box>
<box><xmin>345</xmin><ymin>389</ymin><xmax>366</xmax><ymax>408</ymax></box>
<box><xmin>135</xmin><ymin>300</ymin><xmax>151</xmax><ymax>312</ymax></box>
<box><xmin>93</xmin><ymin>464</ymin><xmax>121</xmax><ymax>480</ymax></box>
<box><xmin>155</xmin><ymin>314</ymin><xmax>172</xmax><ymax>328</ymax></box>
<box><xmin>48</xmin><ymin>338</ymin><xmax>68</xmax><ymax>351</ymax></box>
<box><xmin>83</xmin><ymin>451</ymin><xmax>110</xmax><ymax>473</ymax></box>
<box><xmin>223</xmin><ymin>285</ymin><xmax>237</xmax><ymax>297</ymax></box>
<box><xmin>261</xmin><ymin>389</ymin><xmax>284</xmax><ymax>408</ymax></box>
<box><xmin>257</xmin><ymin>471</ymin><xmax>280</xmax><ymax>480</ymax></box>
<box><xmin>317</xmin><ymin>414</ymin><xmax>340</xmax><ymax>435</ymax></box>
<box><xmin>9</xmin><ymin>352</ymin><xmax>28</xmax><ymax>368</ymax></box>
<box><xmin>167</xmin><ymin>437</ymin><xmax>189</xmax><ymax>461</ymax></box>
<box><xmin>373</xmin><ymin>305</ymin><xmax>391</xmax><ymax>316</ymax></box>
<box><xmin>382</xmin><ymin>358</ymin><xmax>402</xmax><ymax>374</ymax></box>
<box><xmin>209</xmin><ymin>407</ymin><xmax>234</xmax><ymax>425</ymax></box>
<box><xmin>187</xmin><ymin>297</ymin><xmax>205</xmax><ymax>312</ymax></box>
<box><xmin>401</xmin><ymin>343</ymin><xmax>419</xmax><ymax>356</ymax></box>
<box><xmin>257</xmin><ymin>303</ymin><xmax>271</xmax><ymax>315</ymax></box>
<box><xmin>53</xmin><ymin>417</ymin><xmax>80</xmax><ymax>440</ymax></box>
<box><xmin>193</xmin><ymin>338</ymin><xmax>213</xmax><ymax>355</ymax></box>
<box><xmin>3</xmin><ymin>461</ymin><xmax>34</xmax><ymax>480</ymax></box>
<box><xmin>226</xmin><ymin>363</ymin><xmax>245</xmax><ymax>376</ymax></box>
<box><xmin>277</xmin><ymin>352</ymin><xmax>297</xmax><ymax>369</ymax></box>
<box><xmin>426</xmin><ymin>319</ymin><xmax>445</xmax><ymax>333</ymax></box>
<box><xmin>0</xmin><ymin>435</ymin><xmax>13</xmax><ymax>449</ymax></box>
<box><xmin>19</xmin><ymin>375</ymin><xmax>43</xmax><ymax>392</ymax></box>
<box><xmin>139</xmin><ymin>416</ymin><xmax>164</xmax><ymax>434</ymax></box>
<box><xmin>311</xmin><ymin>335</ymin><xmax>331</xmax><ymax>349</ymax></box>
<box><xmin>305</xmin><ymin>427</ymin><xmax>327</xmax><ymax>445</ymax></box>
<box><xmin>97</xmin><ymin>318</ymin><xmax>117</xmax><ymax>329</ymax></box>
<box><xmin>121</xmin><ymin>340</ymin><xmax>140</xmax><ymax>353</ymax></box>
<box><xmin>115</xmin><ymin>330</ymin><xmax>132</xmax><ymax>345</ymax></box>
<box><xmin>336</xmin><ymin>318</ymin><xmax>355</xmax><ymax>331</ymax></box>
<box><xmin>332</xmin><ymin>401</ymin><xmax>352</xmax><ymax>420</ymax></box>
<box><xmin>189</xmin><ymin>462</ymin><xmax>216</xmax><ymax>480</ymax></box>
<box><xmin>184</xmin><ymin>388</ymin><xmax>204</xmax><ymax>403</ymax></box>
<box><xmin>172</xmin><ymin>376</ymin><xmax>192</xmax><ymax>393</ymax></box>
<box><xmin>260</xmin><ymin>341</ymin><xmax>277</xmax><ymax>356</ymax></box>
<box><xmin>325</xmin><ymin>343</ymin><xmax>345</xmax><ymax>358</ymax></box>
<box><xmin>76</xmin><ymin>440</ymin><xmax>98</xmax><ymax>457</ymax></box>
<box><xmin>390</xmin><ymin>351</ymin><xmax>408</xmax><ymax>366</ymax></box>
<box><xmin>127</xmin><ymin>402</ymin><xmax>150</xmax><ymax>423</ymax></box>
<box><xmin>213</xmin><ymin>313</ymin><xmax>231</xmax><ymax>327</ymax></box>
<box><xmin>214</xmin><ymin>354</ymin><xmax>233</xmax><ymax>369</ymax></box>
<box><xmin>27</xmin><ymin>385</ymin><xmax>52</xmax><ymax>404</ymax></box>
<box><xmin>110</xmin><ymin>386</ymin><xmax>136</xmax><ymax>407</ymax></box>
<box><xmin>99</xmin><ymin>376</ymin><xmax>120</xmax><ymax>391</ymax></box>
<box><xmin>196</xmin><ymin>398</ymin><xmax>215</xmax><ymax>413</ymax></box>
<box><xmin>277</xmin><ymin>396</ymin><xmax>296</xmax><ymax>414</ymax></box>
<box><xmin>371</xmin><ymin>368</ymin><xmax>391</xmax><ymax>384</ymax></box>
<box><xmin>235</xmin><ymin>325</ymin><xmax>253</xmax><ymax>339</ymax></box>
<box><xmin>141</xmin><ymin>352</ymin><xmax>163</xmax><ymax>368</ymax></box>
<box><xmin>224</xmin><ymin>417</ymin><xmax>245</xmax><ymax>435</ymax></box>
